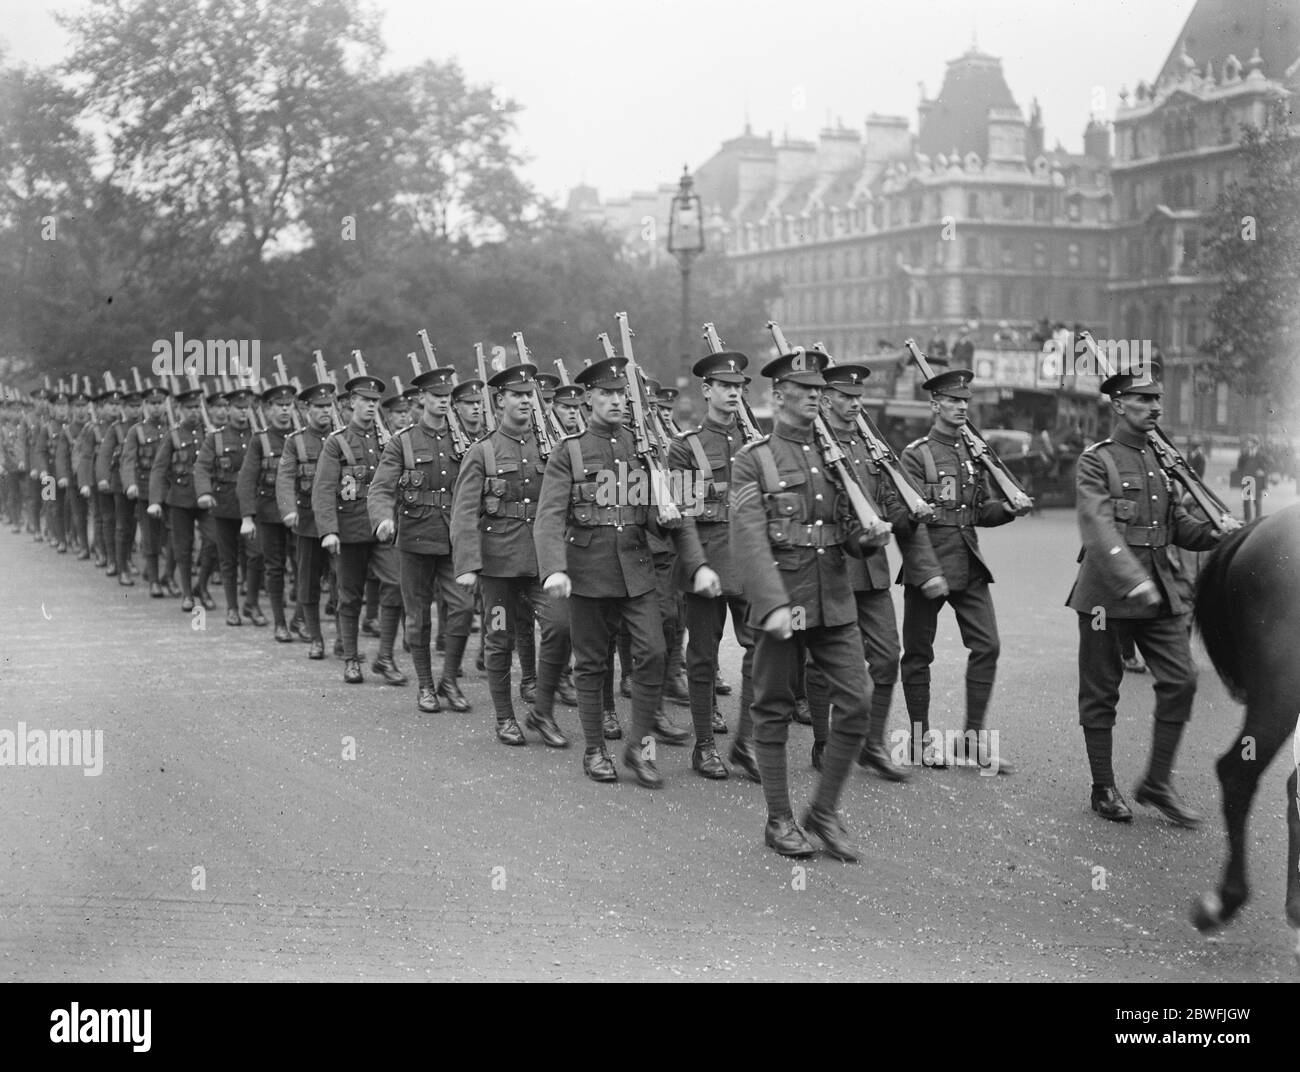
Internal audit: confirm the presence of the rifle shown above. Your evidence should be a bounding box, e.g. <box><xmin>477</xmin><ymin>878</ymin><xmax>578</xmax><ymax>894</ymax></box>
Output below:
<box><xmin>513</xmin><ymin>332</ymin><xmax>562</xmax><ymax>459</ymax></box>
<box><xmin>186</xmin><ymin>373</ymin><xmax>216</xmax><ymax>433</ymax></box>
<box><xmin>311</xmin><ymin>351</ymin><xmax>346</xmax><ymax>431</ymax></box>
<box><xmin>811</xmin><ymin>339</ymin><xmax>933</xmax><ymax>521</ymax></box>
<box><xmin>903</xmin><ymin>338</ymin><xmax>1033</xmax><ymax>512</ymax></box>
<box><xmin>766</xmin><ymin>321</ymin><xmax>891</xmax><ymax>549</ymax></box>
<box><xmin>474</xmin><ymin>344</ymin><xmax>497</xmax><ymax>433</ymax></box>
<box><xmin>613</xmin><ymin>312</ymin><xmax>680</xmax><ymax>525</ymax></box>
<box><xmin>552</xmin><ymin>359</ymin><xmax>587</xmax><ymax>434</ymax></box>
<box><xmin>414</xmin><ymin>333</ymin><xmax>472</xmax><ymax>458</ymax></box>
<box><xmin>351</xmin><ymin>349</ymin><xmax>391</xmax><ymax>445</ymax></box>
<box><xmin>701</xmin><ymin>322</ymin><xmax>763</xmax><ymax>442</ymax></box>
<box><xmin>273</xmin><ymin>354</ymin><xmax>303</xmax><ymax>431</ymax></box>
<box><xmin>1077</xmin><ymin>330</ymin><xmax>1235</xmax><ymax>531</ymax></box>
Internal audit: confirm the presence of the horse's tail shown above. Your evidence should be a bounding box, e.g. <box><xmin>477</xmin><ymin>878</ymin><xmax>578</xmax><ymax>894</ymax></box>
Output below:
<box><xmin>1194</xmin><ymin>522</ymin><xmax>1256</xmax><ymax>703</ymax></box>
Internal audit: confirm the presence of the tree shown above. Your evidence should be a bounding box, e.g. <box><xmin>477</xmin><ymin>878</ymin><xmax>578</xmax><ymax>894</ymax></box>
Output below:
<box><xmin>62</xmin><ymin>0</ymin><xmax>385</xmax><ymax>323</ymax></box>
<box><xmin>1199</xmin><ymin>109</ymin><xmax>1300</xmax><ymax>402</ymax></box>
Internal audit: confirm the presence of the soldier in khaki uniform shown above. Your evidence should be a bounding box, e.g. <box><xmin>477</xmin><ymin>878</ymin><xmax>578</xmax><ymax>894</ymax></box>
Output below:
<box><xmin>729</xmin><ymin>347</ymin><xmax>893</xmax><ymax>859</ymax></box>
<box><xmin>534</xmin><ymin>357</ymin><xmax>721</xmax><ymax>787</ymax></box>
<box><xmin>1067</xmin><ymin>370</ymin><xmax>1233</xmax><ymax>825</ymax></box>
<box><xmin>451</xmin><ymin>363</ymin><xmax>568</xmax><ymax>746</ymax></box>
<box><xmin>278</xmin><ymin>382</ymin><xmax>337</xmax><ymax>659</ymax></box>
<box><xmin>148</xmin><ymin>387</ymin><xmax>207</xmax><ymax>612</ymax></box>
<box><xmin>97</xmin><ymin>388</ymin><xmax>141</xmax><ymax>582</ymax></box>
<box><xmin>666</xmin><ymin>350</ymin><xmax>759</xmax><ymax>781</ymax></box>
<box><xmin>315</xmin><ymin>374</ymin><xmax>405</xmax><ymax>685</ymax></box>
<box><xmin>238</xmin><ymin>383</ymin><xmax>297</xmax><ymax>641</ymax></box>
<box><xmin>808</xmin><ymin>362</ymin><xmax>926</xmax><ymax>781</ymax></box>
<box><xmin>120</xmin><ymin>384</ymin><xmax>169</xmax><ymax>593</ymax></box>
<box><xmin>898</xmin><ymin>368</ymin><xmax>1029</xmax><ymax>771</ymax></box>
<box><xmin>368</xmin><ymin>367</ymin><xmax>473</xmax><ymax>706</ymax></box>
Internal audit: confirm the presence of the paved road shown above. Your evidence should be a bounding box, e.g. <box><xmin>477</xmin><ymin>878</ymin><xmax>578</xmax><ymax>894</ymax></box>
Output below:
<box><xmin>2</xmin><ymin>483</ymin><xmax>1297</xmax><ymax>981</ymax></box>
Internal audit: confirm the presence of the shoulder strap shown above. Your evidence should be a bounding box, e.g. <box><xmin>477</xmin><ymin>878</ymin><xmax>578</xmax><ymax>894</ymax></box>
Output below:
<box><xmin>214</xmin><ymin>430</ymin><xmax>225</xmax><ymax>457</ymax></box>
<box><xmin>136</xmin><ymin>423</ymin><xmax>147</xmax><ymax>446</ymax></box>
<box><xmin>567</xmin><ymin>436</ymin><xmax>584</xmax><ymax>478</ymax></box>
<box><xmin>171</xmin><ymin>429</ymin><xmax>183</xmax><ymax>450</ymax></box>
<box><xmin>335</xmin><ymin>431</ymin><xmax>357</xmax><ymax>468</ymax></box>
<box><xmin>754</xmin><ymin>442</ymin><xmax>780</xmax><ymax>494</ymax></box>
<box><xmin>1094</xmin><ymin>444</ymin><xmax>1123</xmax><ymax>498</ymax></box>
<box><xmin>918</xmin><ymin>443</ymin><xmax>939</xmax><ymax>484</ymax></box>
<box><xmin>482</xmin><ymin>437</ymin><xmax>496</xmax><ymax>476</ymax></box>
<box><xmin>258</xmin><ymin>431</ymin><xmax>272</xmax><ymax>457</ymax></box>
<box><xmin>684</xmin><ymin>431</ymin><xmax>712</xmax><ymax>483</ymax></box>
<box><xmin>399</xmin><ymin>428</ymin><xmax>415</xmax><ymax>470</ymax></box>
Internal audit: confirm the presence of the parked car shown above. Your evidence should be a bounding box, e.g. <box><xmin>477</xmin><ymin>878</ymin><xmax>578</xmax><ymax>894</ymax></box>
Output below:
<box><xmin>981</xmin><ymin>428</ymin><xmax>1077</xmax><ymax>507</ymax></box>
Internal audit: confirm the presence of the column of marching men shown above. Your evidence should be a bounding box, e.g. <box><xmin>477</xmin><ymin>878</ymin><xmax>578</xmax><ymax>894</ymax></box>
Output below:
<box><xmin>0</xmin><ymin>321</ymin><xmax>1229</xmax><ymax>860</ymax></box>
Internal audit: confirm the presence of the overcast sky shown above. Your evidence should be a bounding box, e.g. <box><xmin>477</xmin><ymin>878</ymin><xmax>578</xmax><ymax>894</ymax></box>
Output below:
<box><xmin>2</xmin><ymin>0</ymin><xmax>1197</xmax><ymax>204</ymax></box>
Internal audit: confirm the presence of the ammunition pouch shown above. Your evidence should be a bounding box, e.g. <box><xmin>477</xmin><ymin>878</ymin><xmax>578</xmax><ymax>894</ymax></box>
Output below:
<box><xmin>766</xmin><ymin>518</ymin><xmax>845</xmax><ymax>549</ymax></box>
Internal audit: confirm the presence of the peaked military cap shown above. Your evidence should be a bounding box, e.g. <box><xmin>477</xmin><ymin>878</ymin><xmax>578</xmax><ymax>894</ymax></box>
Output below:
<box><xmin>822</xmin><ymin>363</ymin><xmax>872</xmax><ymax>396</ymax></box>
<box><xmin>761</xmin><ymin>346</ymin><xmax>829</xmax><ymax>386</ymax></box>
<box><xmin>411</xmin><ymin>367</ymin><xmax>456</xmax><ymax>396</ymax></box>
<box><xmin>576</xmin><ymin>357</ymin><xmax>629</xmax><ymax>390</ymax></box>
<box><xmin>534</xmin><ymin>373</ymin><xmax>560</xmax><ymax>401</ymax></box>
<box><xmin>298</xmin><ymin>381</ymin><xmax>337</xmax><ymax>405</ymax></box>
<box><xmin>381</xmin><ymin>393</ymin><xmax>410</xmax><ymax>413</ymax></box>
<box><xmin>452</xmin><ymin>378</ymin><xmax>485</xmax><ymax>403</ymax></box>
<box><xmin>142</xmin><ymin>382</ymin><xmax>171</xmax><ymax>403</ymax></box>
<box><xmin>175</xmin><ymin>386</ymin><xmax>205</xmax><ymax>405</ymax></box>
<box><xmin>923</xmin><ymin>368</ymin><xmax>974</xmax><ymax>399</ymax></box>
<box><xmin>656</xmin><ymin>386</ymin><xmax>679</xmax><ymax>405</ymax></box>
<box><xmin>261</xmin><ymin>383</ymin><xmax>297</xmax><ymax>405</ymax></box>
<box><xmin>553</xmin><ymin>383</ymin><xmax>585</xmax><ymax>404</ymax></box>
<box><xmin>488</xmin><ymin>363</ymin><xmax>538</xmax><ymax>393</ymax></box>
<box><xmin>1101</xmin><ymin>369</ymin><xmax>1162</xmax><ymax>397</ymax></box>
<box><xmin>692</xmin><ymin>351</ymin><xmax>750</xmax><ymax>384</ymax></box>
<box><xmin>223</xmin><ymin>384</ymin><xmax>257</xmax><ymax>404</ymax></box>
<box><xmin>343</xmin><ymin>374</ymin><xmax>386</xmax><ymax>400</ymax></box>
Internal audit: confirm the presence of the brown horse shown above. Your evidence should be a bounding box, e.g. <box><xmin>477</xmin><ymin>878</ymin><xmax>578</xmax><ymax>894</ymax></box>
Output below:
<box><xmin>1190</xmin><ymin>503</ymin><xmax>1300</xmax><ymax>964</ymax></box>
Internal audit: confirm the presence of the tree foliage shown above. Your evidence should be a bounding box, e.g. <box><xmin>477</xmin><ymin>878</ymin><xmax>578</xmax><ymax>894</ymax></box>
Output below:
<box><xmin>0</xmin><ymin>0</ymin><xmax>768</xmax><ymax>398</ymax></box>
<box><xmin>1199</xmin><ymin>109</ymin><xmax>1300</xmax><ymax>403</ymax></box>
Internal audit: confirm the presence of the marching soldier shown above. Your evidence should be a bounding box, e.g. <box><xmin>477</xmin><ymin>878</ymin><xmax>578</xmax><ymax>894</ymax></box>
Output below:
<box><xmin>533</xmin><ymin>356</ymin><xmax>721</xmax><ymax>788</ymax></box>
<box><xmin>666</xmin><ymin>350</ymin><xmax>760</xmax><ymax>781</ymax></box>
<box><xmin>34</xmin><ymin>387</ymin><xmax>70</xmax><ymax>553</ymax></box>
<box><xmin>3</xmin><ymin>393</ymin><xmax>29</xmax><ymax>532</ymax></box>
<box><xmin>238</xmin><ymin>383</ymin><xmax>297</xmax><ymax>640</ymax></box>
<box><xmin>1067</xmin><ymin>370</ymin><xmax>1233</xmax><ymax>825</ymax></box>
<box><xmin>550</xmin><ymin>382</ymin><xmax>585</xmax><ymax>435</ymax></box>
<box><xmin>277</xmin><ymin>381</ymin><xmax>337</xmax><ymax>659</ymax></box>
<box><xmin>368</xmin><ymin>366</ymin><xmax>474</xmax><ymax>704</ymax></box>
<box><xmin>452</xmin><ymin>379</ymin><xmax>486</xmax><ymax>441</ymax></box>
<box><xmin>148</xmin><ymin>386</ymin><xmax>206</xmax><ymax>611</ymax></box>
<box><xmin>807</xmin><ymin>362</ymin><xmax>919</xmax><ymax>781</ymax></box>
<box><xmin>314</xmin><ymin>374</ymin><xmax>407</xmax><ymax>685</ymax></box>
<box><xmin>195</xmin><ymin>385</ymin><xmax>262</xmax><ymax>625</ymax></box>
<box><xmin>26</xmin><ymin>387</ymin><xmax>50</xmax><ymax>542</ymax></box>
<box><xmin>381</xmin><ymin>390</ymin><xmax>414</xmax><ymax>431</ymax></box>
<box><xmin>451</xmin><ymin>362</ymin><xmax>569</xmax><ymax>746</ymax></box>
<box><xmin>729</xmin><ymin>347</ymin><xmax>893</xmax><ymax>858</ymax></box>
<box><xmin>97</xmin><ymin>388</ymin><xmax>140</xmax><ymax>582</ymax></box>
<box><xmin>898</xmin><ymin>368</ymin><xmax>1028</xmax><ymax>772</ymax></box>
<box><xmin>77</xmin><ymin>386</ymin><xmax>119</xmax><ymax>567</ymax></box>
<box><xmin>120</xmin><ymin>383</ymin><xmax>169</xmax><ymax>592</ymax></box>
<box><xmin>60</xmin><ymin>386</ymin><xmax>92</xmax><ymax>558</ymax></box>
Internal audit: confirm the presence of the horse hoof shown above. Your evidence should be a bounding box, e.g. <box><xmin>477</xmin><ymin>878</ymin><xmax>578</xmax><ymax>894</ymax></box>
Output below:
<box><xmin>1191</xmin><ymin>892</ymin><xmax>1224</xmax><ymax>933</ymax></box>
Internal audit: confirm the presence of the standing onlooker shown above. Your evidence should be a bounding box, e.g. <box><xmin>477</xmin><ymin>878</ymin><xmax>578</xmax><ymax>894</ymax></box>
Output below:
<box><xmin>1187</xmin><ymin>439</ymin><xmax>1207</xmax><ymax>480</ymax></box>
<box><xmin>1236</xmin><ymin>435</ymin><xmax>1270</xmax><ymax>521</ymax></box>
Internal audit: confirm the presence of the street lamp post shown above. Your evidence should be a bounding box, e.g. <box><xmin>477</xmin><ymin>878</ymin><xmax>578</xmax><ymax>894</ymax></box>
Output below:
<box><xmin>667</xmin><ymin>165</ymin><xmax>705</xmax><ymax>391</ymax></box>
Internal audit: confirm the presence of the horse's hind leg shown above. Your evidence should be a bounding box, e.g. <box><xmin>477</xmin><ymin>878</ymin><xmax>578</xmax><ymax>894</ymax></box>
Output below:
<box><xmin>1286</xmin><ymin>758</ymin><xmax>1299</xmax><ymax>963</ymax></box>
<box><xmin>1193</xmin><ymin>703</ymin><xmax>1291</xmax><ymax>931</ymax></box>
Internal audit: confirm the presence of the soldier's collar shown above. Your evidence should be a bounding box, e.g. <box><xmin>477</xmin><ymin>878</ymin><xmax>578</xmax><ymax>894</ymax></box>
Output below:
<box><xmin>773</xmin><ymin>419</ymin><xmax>815</xmax><ymax>444</ymax></box>
<box><xmin>495</xmin><ymin>424</ymin><xmax>529</xmax><ymax>445</ymax></box>
<box><xmin>703</xmin><ymin>414</ymin><xmax>737</xmax><ymax>434</ymax></box>
<box><xmin>586</xmin><ymin>416</ymin><xmax>621</xmax><ymax>437</ymax></box>
<box><xmin>929</xmin><ymin>427</ymin><xmax>960</xmax><ymax>447</ymax></box>
<box><xmin>1112</xmin><ymin>425</ymin><xmax>1148</xmax><ymax>449</ymax></box>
